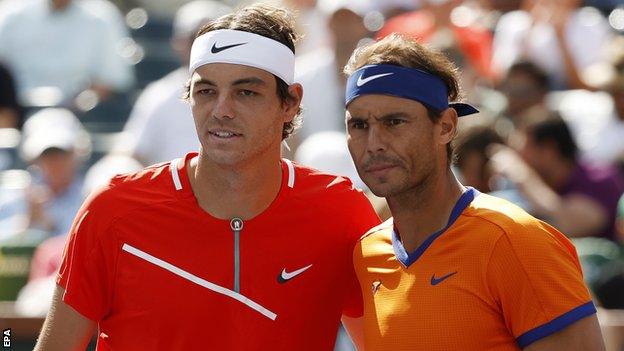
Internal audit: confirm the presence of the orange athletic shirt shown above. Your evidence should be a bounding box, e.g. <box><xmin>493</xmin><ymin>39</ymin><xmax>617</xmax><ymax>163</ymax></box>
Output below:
<box><xmin>58</xmin><ymin>153</ymin><xmax>380</xmax><ymax>350</ymax></box>
<box><xmin>354</xmin><ymin>188</ymin><xmax>595</xmax><ymax>350</ymax></box>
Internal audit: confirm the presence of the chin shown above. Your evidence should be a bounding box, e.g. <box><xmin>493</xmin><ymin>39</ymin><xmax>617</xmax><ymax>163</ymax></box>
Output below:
<box><xmin>203</xmin><ymin>149</ymin><xmax>246</xmax><ymax>167</ymax></box>
<box><xmin>365</xmin><ymin>180</ymin><xmax>402</xmax><ymax>198</ymax></box>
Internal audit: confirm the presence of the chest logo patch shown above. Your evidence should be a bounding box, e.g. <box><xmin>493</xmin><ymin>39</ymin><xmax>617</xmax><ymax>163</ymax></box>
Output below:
<box><xmin>277</xmin><ymin>264</ymin><xmax>313</xmax><ymax>284</ymax></box>
<box><xmin>430</xmin><ymin>271</ymin><xmax>458</xmax><ymax>286</ymax></box>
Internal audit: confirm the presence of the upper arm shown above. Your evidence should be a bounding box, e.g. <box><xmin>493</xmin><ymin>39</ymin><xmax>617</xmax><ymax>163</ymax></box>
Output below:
<box><xmin>523</xmin><ymin>314</ymin><xmax>605</xmax><ymax>351</ymax></box>
<box><xmin>34</xmin><ymin>285</ymin><xmax>96</xmax><ymax>351</ymax></box>
<box><xmin>487</xmin><ymin>224</ymin><xmax>598</xmax><ymax>347</ymax></box>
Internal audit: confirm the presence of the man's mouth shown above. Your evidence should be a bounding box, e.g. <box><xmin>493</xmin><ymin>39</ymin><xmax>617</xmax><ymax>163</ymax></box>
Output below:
<box><xmin>208</xmin><ymin>130</ymin><xmax>242</xmax><ymax>139</ymax></box>
<box><xmin>365</xmin><ymin>164</ymin><xmax>398</xmax><ymax>173</ymax></box>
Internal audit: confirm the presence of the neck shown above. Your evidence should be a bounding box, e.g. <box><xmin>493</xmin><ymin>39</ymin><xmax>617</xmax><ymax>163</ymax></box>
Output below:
<box><xmin>387</xmin><ymin>166</ymin><xmax>465</xmax><ymax>254</ymax></box>
<box><xmin>188</xmin><ymin>149</ymin><xmax>283</xmax><ymax>220</ymax></box>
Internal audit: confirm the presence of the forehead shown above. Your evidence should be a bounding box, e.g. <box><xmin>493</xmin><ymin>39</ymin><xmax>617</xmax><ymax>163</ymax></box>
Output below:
<box><xmin>347</xmin><ymin>94</ymin><xmax>428</xmax><ymax>117</ymax></box>
<box><xmin>191</xmin><ymin>62</ymin><xmax>275</xmax><ymax>85</ymax></box>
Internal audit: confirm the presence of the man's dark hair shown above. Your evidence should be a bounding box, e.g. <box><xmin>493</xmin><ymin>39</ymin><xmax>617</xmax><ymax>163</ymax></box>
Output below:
<box><xmin>184</xmin><ymin>4</ymin><xmax>301</xmax><ymax>140</ymax></box>
<box><xmin>526</xmin><ymin>115</ymin><xmax>578</xmax><ymax>162</ymax></box>
<box><xmin>454</xmin><ymin>125</ymin><xmax>504</xmax><ymax>168</ymax></box>
<box><xmin>507</xmin><ymin>61</ymin><xmax>550</xmax><ymax>92</ymax></box>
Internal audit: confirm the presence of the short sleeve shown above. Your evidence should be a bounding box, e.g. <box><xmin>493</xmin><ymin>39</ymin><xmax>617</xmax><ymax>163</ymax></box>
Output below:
<box><xmin>486</xmin><ymin>222</ymin><xmax>596</xmax><ymax>348</ymax></box>
<box><xmin>56</xmin><ymin>186</ymin><xmax>119</xmax><ymax>321</ymax></box>
<box><xmin>341</xmin><ymin>190</ymin><xmax>381</xmax><ymax>318</ymax></box>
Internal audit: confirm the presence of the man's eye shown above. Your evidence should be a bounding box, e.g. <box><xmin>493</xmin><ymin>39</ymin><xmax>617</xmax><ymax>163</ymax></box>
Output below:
<box><xmin>239</xmin><ymin>89</ymin><xmax>257</xmax><ymax>97</ymax></box>
<box><xmin>386</xmin><ymin>119</ymin><xmax>405</xmax><ymax>126</ymax></box>
<box><xmin>196</xmin><ymin>88</ymin><xmax>215</xmax><ymax>95</ymax></box>
<box><xmin>350</xmin><ymin>121</ymin><xmax>367</xmax><ymax>130</ymax></box>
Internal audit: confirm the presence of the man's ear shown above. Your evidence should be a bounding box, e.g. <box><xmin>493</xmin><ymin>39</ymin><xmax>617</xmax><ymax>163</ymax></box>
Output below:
<box><xmin>437</xmin><ymin>107</ymin><xmax>458</xmax><ymax>146</ymax></box>
<box><xmin>283</xmin><ymin>83</ymin><xmax>303</xmax><ymax>123</ymax></box>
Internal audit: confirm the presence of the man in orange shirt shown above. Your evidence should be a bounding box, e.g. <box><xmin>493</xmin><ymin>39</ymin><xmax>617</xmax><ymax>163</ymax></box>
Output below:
<box><xmin>34</xmin><ymin>4</ymin><xmax>379</xmax><ymax>350</ymax></box>
<box><xmin>344</xmin><ymin>33</ymin><xmax>605</xmax><ymax>350</ymax></box>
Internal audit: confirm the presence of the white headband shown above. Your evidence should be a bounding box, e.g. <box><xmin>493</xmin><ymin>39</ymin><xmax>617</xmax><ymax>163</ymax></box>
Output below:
<box><xmin>189</xmin><ymin>29</ymin><xmax>295</xmax><ymax>85</ymax></box>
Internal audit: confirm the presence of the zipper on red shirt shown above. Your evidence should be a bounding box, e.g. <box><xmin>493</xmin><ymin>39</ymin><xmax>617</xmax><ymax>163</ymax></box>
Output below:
<box><xmin>230</xmin><ymin>218</ymin><xmax>244</xmax><ymax>293</ymax></box>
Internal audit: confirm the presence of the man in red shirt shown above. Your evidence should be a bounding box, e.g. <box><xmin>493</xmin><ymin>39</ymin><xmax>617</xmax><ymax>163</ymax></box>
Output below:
<box><xmin>34</xmin><ymin>4</ymin><xmax>379</xmax><ymax>350</ymax></box>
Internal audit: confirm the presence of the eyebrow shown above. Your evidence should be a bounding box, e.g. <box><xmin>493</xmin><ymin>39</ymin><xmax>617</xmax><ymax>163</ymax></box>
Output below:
<box><xmin>346</xmin><ymin>116</ymin><xmax>366</xmax><ymax>124</ymax></box>
<box><xmin>377</xmin><ymin>112</ymin><xmax>410</xmax><ymax>120</ymax></box>
<box><xmin>347</xmin><ymin>112</ymin><xmax>410</xmax><ymax>122</ymax></box>
<box><xmin>232</xmin><ymin>77</ymin><xmax>266</xmax><ymax>86</ymax></box>
<box><xmin>192</xmin><ymin>77</ymin><xmax>267</xmax><ymax>87</ymax></box>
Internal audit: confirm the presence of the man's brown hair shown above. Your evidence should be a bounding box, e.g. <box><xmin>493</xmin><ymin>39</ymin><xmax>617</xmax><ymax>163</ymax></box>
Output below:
<box><xmin>184</xmin><ymin>3</ymin><xmax>302</xmax><ymax>140</ymax></box>
<box><xmin>344</xmin><ymin>33</ymin><xmax>462</xmax><ymax>162</ymax></box>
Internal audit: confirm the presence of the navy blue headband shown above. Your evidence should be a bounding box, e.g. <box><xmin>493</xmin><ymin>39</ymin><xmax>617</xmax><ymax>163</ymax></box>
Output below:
<box><xmin>345</xmin><ymin>64</ymin><xmax>479</xmax><ymax>117</ymax></box>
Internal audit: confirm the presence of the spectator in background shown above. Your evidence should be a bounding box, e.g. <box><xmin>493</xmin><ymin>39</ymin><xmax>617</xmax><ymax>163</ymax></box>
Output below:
<box><xmin>570</xmin><ymin>42</ymin><xmax>624</xmax><ymax>166</ymax></box>
<box><xmin>480</xmin><ymin>0</ymin><xmax>522</xmax><ymax>14</ymax></box>
<box><xmin>0</xmin><ymin>0</ymin><xmax>134</xmax><ymax>108</ymax></box>
<box><xmin>294</xmin><ymin>1</ymin><xmax>371</xmax><ymax>145</ymax></box>
<box><xmin>0</xmin><ymin>61</ymin><xmax>21</xmax><ymax>128</ymax></box>
<box><xmin>492</xmin><ymin>0</ymin><xmax>613</xmax><ymax>89</ymax></box>
<box><xmin>454</xmin><ymin>124</ymin><xmax>504</xmax><ymax>193</ymax></box>
<box><xmin>543</xmin><ymin>38</ymin><xmax>624</xmax><ymax>169</ymax></box>
<box><xmin>617</xmin><ymin>194</ymin><xmax>624</xmax><ymax>243</ymax></box>
<box><xmin>79</xmin><ymin>0</ymin><xmax>130</xmax><ymax>40</ymax></box>
<box><xmin>3</xmin><ymin>108</ymin><xmax>90</xmax><ymax>238</ymax></box>
<box><xmin>490</xmin><ymin>115</ymin><xmax>624</xmax><ymax>241</ymax></box>
<box><xmin>14</xmin><ymin>154</ymin><xmax>143</xmax><ymax>318</ymax></box>
<box><xmin>498</xmin><ymin>60</ymin><xmax>550</xmax><ymax>129</ymax></box>
<box><xmin>375</xmin><ymin>0</ymin><xmax>504</xmax><ymax>120</ymax></box>
<box><xmin>454</xmin><ymin>123</ymin><xmax>533</xmax><ymax>211</ymax></box>
<box><xmin>280</xmin><ymin>0</ymin><xmax>331</xmax><ymax>56</ymax></box>
<box><xmin>294</xmin><ymin>0</ymin><xmax>419</xmax><ymax>150</ymax></box>
<box><xmin>115</xmin><ymin>0</ymin><xmax>231</xmax><ymax>166</ymax></box>
<box><xmin>377</xmin><ymin>0</ymin><xmax>495</xmax><ymax>82</ymax></box>
<box><xmin>294</xmin><ymin>131</ymin><xmax>366</xmax><ymax>190</ymax></box>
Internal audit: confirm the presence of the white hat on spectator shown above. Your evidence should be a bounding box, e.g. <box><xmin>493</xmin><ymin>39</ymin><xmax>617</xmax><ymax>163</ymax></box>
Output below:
<box><xmin>173</xmin><ymin>0</ymin><xmax>232</xmax><ymax>39</ymax></box>
<box><xmin>20</xmin><ymin>108</ymin><xmax>91</xmax><ymax>162</ymax></box>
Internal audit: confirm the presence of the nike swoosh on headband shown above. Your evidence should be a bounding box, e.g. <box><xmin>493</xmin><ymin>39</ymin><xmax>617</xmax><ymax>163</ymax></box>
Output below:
<box><xmin>211</xmin><ymin>42</ymin><xmax>247</xmax><ymax>54</ymax></box>
<box><xmin>356</xmin><ymin>72</ymin><xmax>394</xmax><ymax>87</ymax></box>
<box><xmin>190</xmin><ymin>29</ymin><xmax>295</xmax><ymax>84</ymax></box>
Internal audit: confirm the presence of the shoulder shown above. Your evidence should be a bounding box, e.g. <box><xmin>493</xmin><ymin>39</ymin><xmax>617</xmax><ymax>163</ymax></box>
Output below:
<box><xmin>465</xmin><ymin>192</ymin><xmax>577</xmax><ymax>257</ymax></box>
<box><xmin>290</xmin><ymin>160</ymin><xmax>376</xmax><ymax>215</ymax></box>
<box><xmin>287</xmin><ymin>161</ymin><xmax>381</xmax><ymax>243</ymax></box>
<box><xmin>82</xmin><ymin>160</ymin><xmax>180</xmax><ymax>225</ymax></box>
<box><xmin>292</xmin><ymin>161</ymin><xmax>364</xmax><ymax>197</ymax></box>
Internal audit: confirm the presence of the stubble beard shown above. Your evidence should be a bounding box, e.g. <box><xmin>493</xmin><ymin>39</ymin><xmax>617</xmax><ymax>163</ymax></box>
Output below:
<box><xmin>368</xmin><ymin>160</ymin><xmax>437</xmax><ymax>203</ymax></box>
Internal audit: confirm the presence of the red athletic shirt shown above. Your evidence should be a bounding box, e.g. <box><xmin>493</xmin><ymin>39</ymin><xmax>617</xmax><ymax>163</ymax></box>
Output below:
<box><xmin>57</xmin><ymin>152</ymin><xmax>380</xmax><ymax>350</ymax></box>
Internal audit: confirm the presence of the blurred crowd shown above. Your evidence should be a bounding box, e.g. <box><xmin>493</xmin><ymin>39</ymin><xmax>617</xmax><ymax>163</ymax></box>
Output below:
<box><xmin>1</xmin><ymin>0</ymin><xmax>624</xmax><ymax>344</ymax></box>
